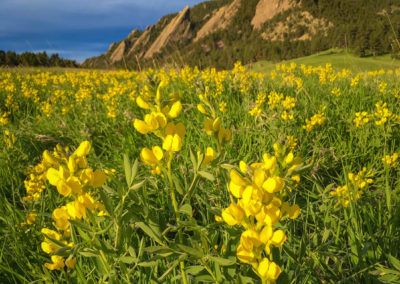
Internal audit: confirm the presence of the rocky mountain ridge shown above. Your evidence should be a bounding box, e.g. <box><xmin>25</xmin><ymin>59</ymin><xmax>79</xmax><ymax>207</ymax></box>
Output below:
<box><xmin>83</xmin><ymin>0</ymin><xmax>400</xmax><ymax>69</ymax></box>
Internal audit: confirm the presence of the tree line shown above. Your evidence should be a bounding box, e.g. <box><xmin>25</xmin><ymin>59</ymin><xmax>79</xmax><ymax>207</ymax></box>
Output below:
<box><xmin>0</xmin><ymin>51</ymin><xmax>79</xmax><ymax>68</ymax></box>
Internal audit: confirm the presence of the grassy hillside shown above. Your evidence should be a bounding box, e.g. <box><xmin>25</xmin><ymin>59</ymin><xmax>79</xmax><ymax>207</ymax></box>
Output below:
<box><xmin>249</xmin><ymin>49</ymin><xmax>400</xmax><ymax>73</ymax></box>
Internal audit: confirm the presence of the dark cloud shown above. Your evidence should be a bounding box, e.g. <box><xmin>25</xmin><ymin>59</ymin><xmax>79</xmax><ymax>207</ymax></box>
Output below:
<box><xmin>0</xmin><ymin>0</ymin><xmax>205</xmax><ymax>62</ymax></box>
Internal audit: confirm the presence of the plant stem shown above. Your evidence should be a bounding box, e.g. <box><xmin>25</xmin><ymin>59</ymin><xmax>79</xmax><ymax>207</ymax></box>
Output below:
<box><xmin>167</xmin><ymin>156</ymin><xmax>188</xmax><ymax>284</ymax></box>
<box><xmin>200</xmin><ymin>259</ymin><xmax>218</xmax><ymax>283</ymax></box>
<box><xmin>180</xmin><ymin>173</ymin><xmax>199</xmax><ymax>206</ymax></box>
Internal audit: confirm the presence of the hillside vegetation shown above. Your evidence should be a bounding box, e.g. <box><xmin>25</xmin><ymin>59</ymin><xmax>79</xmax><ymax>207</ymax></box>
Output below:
<box><xmin>250</xmin><ymin>49</ymin><xmax>400</xmax><ymax>73</ymax></box>
<box><xmin>83</xmin><ymin>0</ymin><xmax>400</xmax><ymax>70</ymax></box>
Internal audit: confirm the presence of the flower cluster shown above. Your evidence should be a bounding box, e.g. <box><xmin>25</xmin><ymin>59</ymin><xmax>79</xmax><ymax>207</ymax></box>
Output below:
<box><xmin>197</xmin><ymin>89</ymin><xmax>231</xmax><ymax>150</ymax></box>
<box><xmin>382</xmin><ymin>153</ymin><xmax>398</xmax><ymax>167</ymax></box>
<box><xmin>133</xmin><ymin>80</ymin><xmax>185</xmax><ymax>174</ymax></box>
<box><xmin>3</xmin><ymin>129</ymin><xmax>15</xmax><ymax>148</ymax></box>
<box><xmin>331</xmin><ymin>87</ymin><xmax>341</xmax><ymax>96</ymax></box>
<box><xmin>249</xmin><ymin>92</ymin><xmax>266</xmax><ymax>117</ymax></box>
<box><xmin>353</xmin><ymin>111</ymin><xmax>370</xmax><ymax>127</ymax></box>
<box><xmin>23</xmin><ymin>141</ymin><xmax>107</xmax><ymax>270</ymax></box>
<box><xmin>303</xmin><ymin>106</ymin><xmax>326</xmax><ymax>131</ymax></box>
<box><xmin>330</xmin><ymin>167</ymin><xmax>373</xmax><ymax>207</ymax></box>
<box><xmin>353</xmin><ymin>101</ymin><xmax>400</xmax><ymax>127</ymax></box>
<box><xmin>0</xmin><ymin>110</ymin><xmax>10</xmax><ymax>126</ymax></box>
<box><xmin>221</xmin><ymin>142</ymin><xmax>302</xmax><ymax>283</ymax></box>
<box><xmin>379</xmin><ymin>81</ymin><xmax>387</xmax><ymax>93</ymax></box>
<box><xmin>249</xmin><ymin>90</ymin><xmax>296</xmax><ymax>121</ymax></box>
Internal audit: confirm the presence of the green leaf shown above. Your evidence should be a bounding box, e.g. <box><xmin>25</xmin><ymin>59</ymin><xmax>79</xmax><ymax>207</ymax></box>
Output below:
<box><xmin>220</xmin><ymin>164</ymin><xmax>234</xmax><ymax>171</ymax></box>
<box><xmin>379</xmin><ymin>274</ymin><xmax>400</xmax><ymax>283</ymax></box>
<box><xmin>128</xmin><ymin>246</ymin><xmax>137</xmax><ymax>258</ymax></box>
<box><xmin>172</xmin><ymin>174</ymin><xmax>184</xmax><ymax>195</ymax></box>
<box><xmin>190</xmin><ymin>148</ymin><xmax>197</xmax><ymax>171</ymax></box>
<box><xmin>131</xmin><ymin>158</ymin><xmax>139</xmax><ymax>182</ymax></box>
<box><xmin>389</xmin><ymin>255</ymin><xmax>400</xmax><ymax>272</ymax></box>
<box><xmin>99</xmin><ymin>187</ymin><xmax>113</xmax><ymax>216</ymax></box>
<box><xmin>158</xmin><ymin>254</ymin><xmax>186</xmax><ymax>282</ymax></box>
<box><xmin>185</xmin><ymin>265</ymin><xmax>205</xmax><ymax>275</ymax></box>
<box><xmin>69</xmin><ymin>219</ymin><xmax>93</xmax><ymax>233</ymax></box>
<box><xmin>198</xmin><ymin>171</ymin><xmax>215</xmax><ymax>181</ymax></box>
<box><xmin>177</xmin><ymin>244</ymin><xmax>203</xmax><ymax>258</ymax></box>
<box><xmin>322</xmin><ymin>229</ymin><xmax>330</xmax><ymax>243</ymax></box>
<box><xmin>101</xmin><ymin>184</ymin><xmax>118</xmax><ymax>196</ymax></box>
<box><xmin>194</xmin><ymin>274</ymin><xmax>214</xmax><ymax>282</ymax></box>
<box><xmin>130</xmin><ymin>180</ymin><xmax>145</xmax><ymax>190</ymax></box>
<box><xmin>144</xmin><ymin>246</ymin><xmax>174</xmax><ymax>254</ymax></box>
<box><xmin>74</xmin><ymin>262</ymin><xmax>88</xmax><ymax>284</ymax></box>
<box><xmin>80</xmin><ymin>251</ymin><xmax>99</xmax><ymax>258</ymax></box>
<box><xmin>137</xmin><ymin>222</ymin><xmax>164</xmax><ymax>245</ymax></box>
<box><xmin>124</xmin><ymin>154</ymin><xmax>132</xmax><ymax>187</ymax></box>
<box><xmin>209</xmin><ymin>256</ymin><xmax>235</xmax><ymax>266</ymax></box>
<box><xmin>44</xmin><ymin>234</ymin><xmax>69</xmax><ymax>249</ymax></box>
<box><xmin>120</xmin><ymin>256</ymin><xmax>138</xmax><ymax>264</ymax></box>
<box><xmin>282</xmin><ymin>245</ymin><xmax>298</xmax><ymax>264</ymax></box>
<box><xmin>137</xmin><ymin>261</ymin><xmax>159</xmax><ymax>267</ymax></box>
<box><xmin>179</xmin><ymin>203</ymin><xmax>192</xmax><ymax>215</ymax></box>
<box><xmin>197</xmin><ymin>153</ymin><xmax>204</xmax><ymax>171</ymax></box>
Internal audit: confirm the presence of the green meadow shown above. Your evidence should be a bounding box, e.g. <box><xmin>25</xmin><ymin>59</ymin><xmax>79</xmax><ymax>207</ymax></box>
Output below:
<box><xmin>1</xmin><ymin>61</ymin><xmax>400</xmax><ymax>283</ymax></box>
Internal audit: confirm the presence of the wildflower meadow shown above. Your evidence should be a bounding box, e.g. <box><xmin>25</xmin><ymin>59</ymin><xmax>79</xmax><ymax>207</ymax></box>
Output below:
<box><xmin>1</xmin><ymin>62</ymin><xmax>400</xmax><ymax>283</ymax></box>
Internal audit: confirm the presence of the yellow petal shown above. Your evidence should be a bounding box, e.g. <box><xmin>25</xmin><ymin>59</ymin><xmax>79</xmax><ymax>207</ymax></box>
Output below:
<box><xmin>229</xmin><ymin>180</ymin><xmax>244</xmax><ymax>198</ymax></box>
<box><xmin>171</xmin><ymin>134</ymin><xmax>182</xmax><ymax>152</ymax></box>
<box><xmin>212</xmin><ymin>117</ymin><xmax>221</xmax><ymax>132</ymax></box>
<box><xmin>266</xmin><ymin>261</ymin><xmax>282</xmax><ymax>281</ymax></box>
<box><xmin>152</xmin><ymin>146</ymin><xmax>163</xmax><ymax>161</ymax></box>
<box><xmin>270</xmin><ymin>230</ymin><xmax>286</xmax><ymax>247</ymax></box>
<box><xmin>257</xmin><ymin>258</ymin><xmax>270</xmax><ymax>279</ymax></box>
<box><xmin>259</xmin><ymin>225</ymin><xmax>273</xmax><ymax>244</ymax></box>
<box><xmin>65</xmin><ymin>257</ymin><xmax>77</xmax><ymax>269</ymax></box>
<box><xmin>230</xmin><ymin>169</ymin><xmax>247</xmax><ymax>187</ymax></box>
<box><xmin>236</xmin><ymin>244</ymin><xmax>255</xmax><ymax>263</ymax></box>
<box><xmin>204</xmin><ymin>119</ymin><xmax>213</xmax><ymax>135</ymax></box>
<box><xmin>66</xmin><ymin>177</ymin><xmax>82</xmax><ymax>194</ymax></box>
<box><xmin>74</xmin><ymin>141</ymin><xmax>91</xmax><ymax>157</ymax></box>
<box><xmin>56</xmin><ymin>180</ymin><xmax>72</xmax><ymax>197</ymax></box>
<box><xmin>43</xmin><ymin>150</ymin><xmax>58</xmax><ymax>166</ymax></box>
<box><xmin>285</xmin><ymin>152</ymin><xmax>294</xmax><ymax>164</ymax></box>
<box><xmin>162</xmin><ymin>135</ymin><xmax>173</xmax><ymax>152</ymax></box>
<box><xmin>168</xmin><ymin>101</ymin><xmax>182</xmax><ymax>118</ymax></box>
<box><xmin>140</xmin><ymin>148</ymin><xmax>157</xmax><ymax>165</ymax></box>
<box><xmin>175</xmin><ymin>122</ymin><xmax>186</xmax><ymax>138</ymax></box>
<box><xmin>136</xmin><ymin>96</ymin><xmax>149</xmax><ymax>109</ymax></box>
<box><xmin>239</xmin><ymin>161</ymin><xmax>247</xmax><ymax>174</ymax></box>
<box><xmin>197</xmin><ymin>104</ymin><xmax>207</xmax><ymax>114</ymax></box>
<box><xmin>134</xmin><ymin>119</ymin><xmax>150</xmax><ymax>134</ymax></box>
<box><xmin>46</xmin><ymin>168</ymin><xmax>61</xmax><ymax>186</ymax></box>
<box><xmin>155</xmin><ymin>112</ymin><xmax>167</xmax><ymax>128</ymax></box>
<box><xmin>92</xmin><ymin>170</ymin><xmax>106</xmax><ymax>187</ymax></box>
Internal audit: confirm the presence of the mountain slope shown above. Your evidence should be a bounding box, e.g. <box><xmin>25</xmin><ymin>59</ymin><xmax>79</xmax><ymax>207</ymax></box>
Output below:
<box><xmin>82</xmin><ymin>0</ymin><xmax>400</xmax><ymax>70</ymax></box>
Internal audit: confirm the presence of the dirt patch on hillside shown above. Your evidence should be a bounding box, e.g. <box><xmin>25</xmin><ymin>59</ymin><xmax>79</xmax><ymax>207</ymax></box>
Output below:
<box><xmin>251</xmin><ymin>0</ymin><xmax>293</xmax><ymax>29</ymax></box>
<box><xmin>194</xmin><ymin>0</ymin><xmax>241</xmax><ymax>41</ymax></box>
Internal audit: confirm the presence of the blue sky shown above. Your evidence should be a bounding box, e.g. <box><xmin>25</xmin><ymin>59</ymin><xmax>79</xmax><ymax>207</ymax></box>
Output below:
<box><xmin>0</xmin><ymin>0</ymin><xmax>205</xmax><ymax>62</ymax></box>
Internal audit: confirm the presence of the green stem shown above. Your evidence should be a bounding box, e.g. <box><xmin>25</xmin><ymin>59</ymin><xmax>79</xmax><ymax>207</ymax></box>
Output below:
<box><xmin>167</xmin><ymin>156</ymin><xmax>188</xmax><ymax>284</ymax></box>
<box><xmin>201</xmin><ymin>259</ymin><xmax>218</xmax><ymax>283</ymax></box>
<box><xmin>180</xmin><ymin>173</ymin><xmax>199</xmax><ymax>207</ymax></box>
<box><xmin>167</xmin><ymin>158</ymin><xmax>180</xmax><ymax>217</ymax></box>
